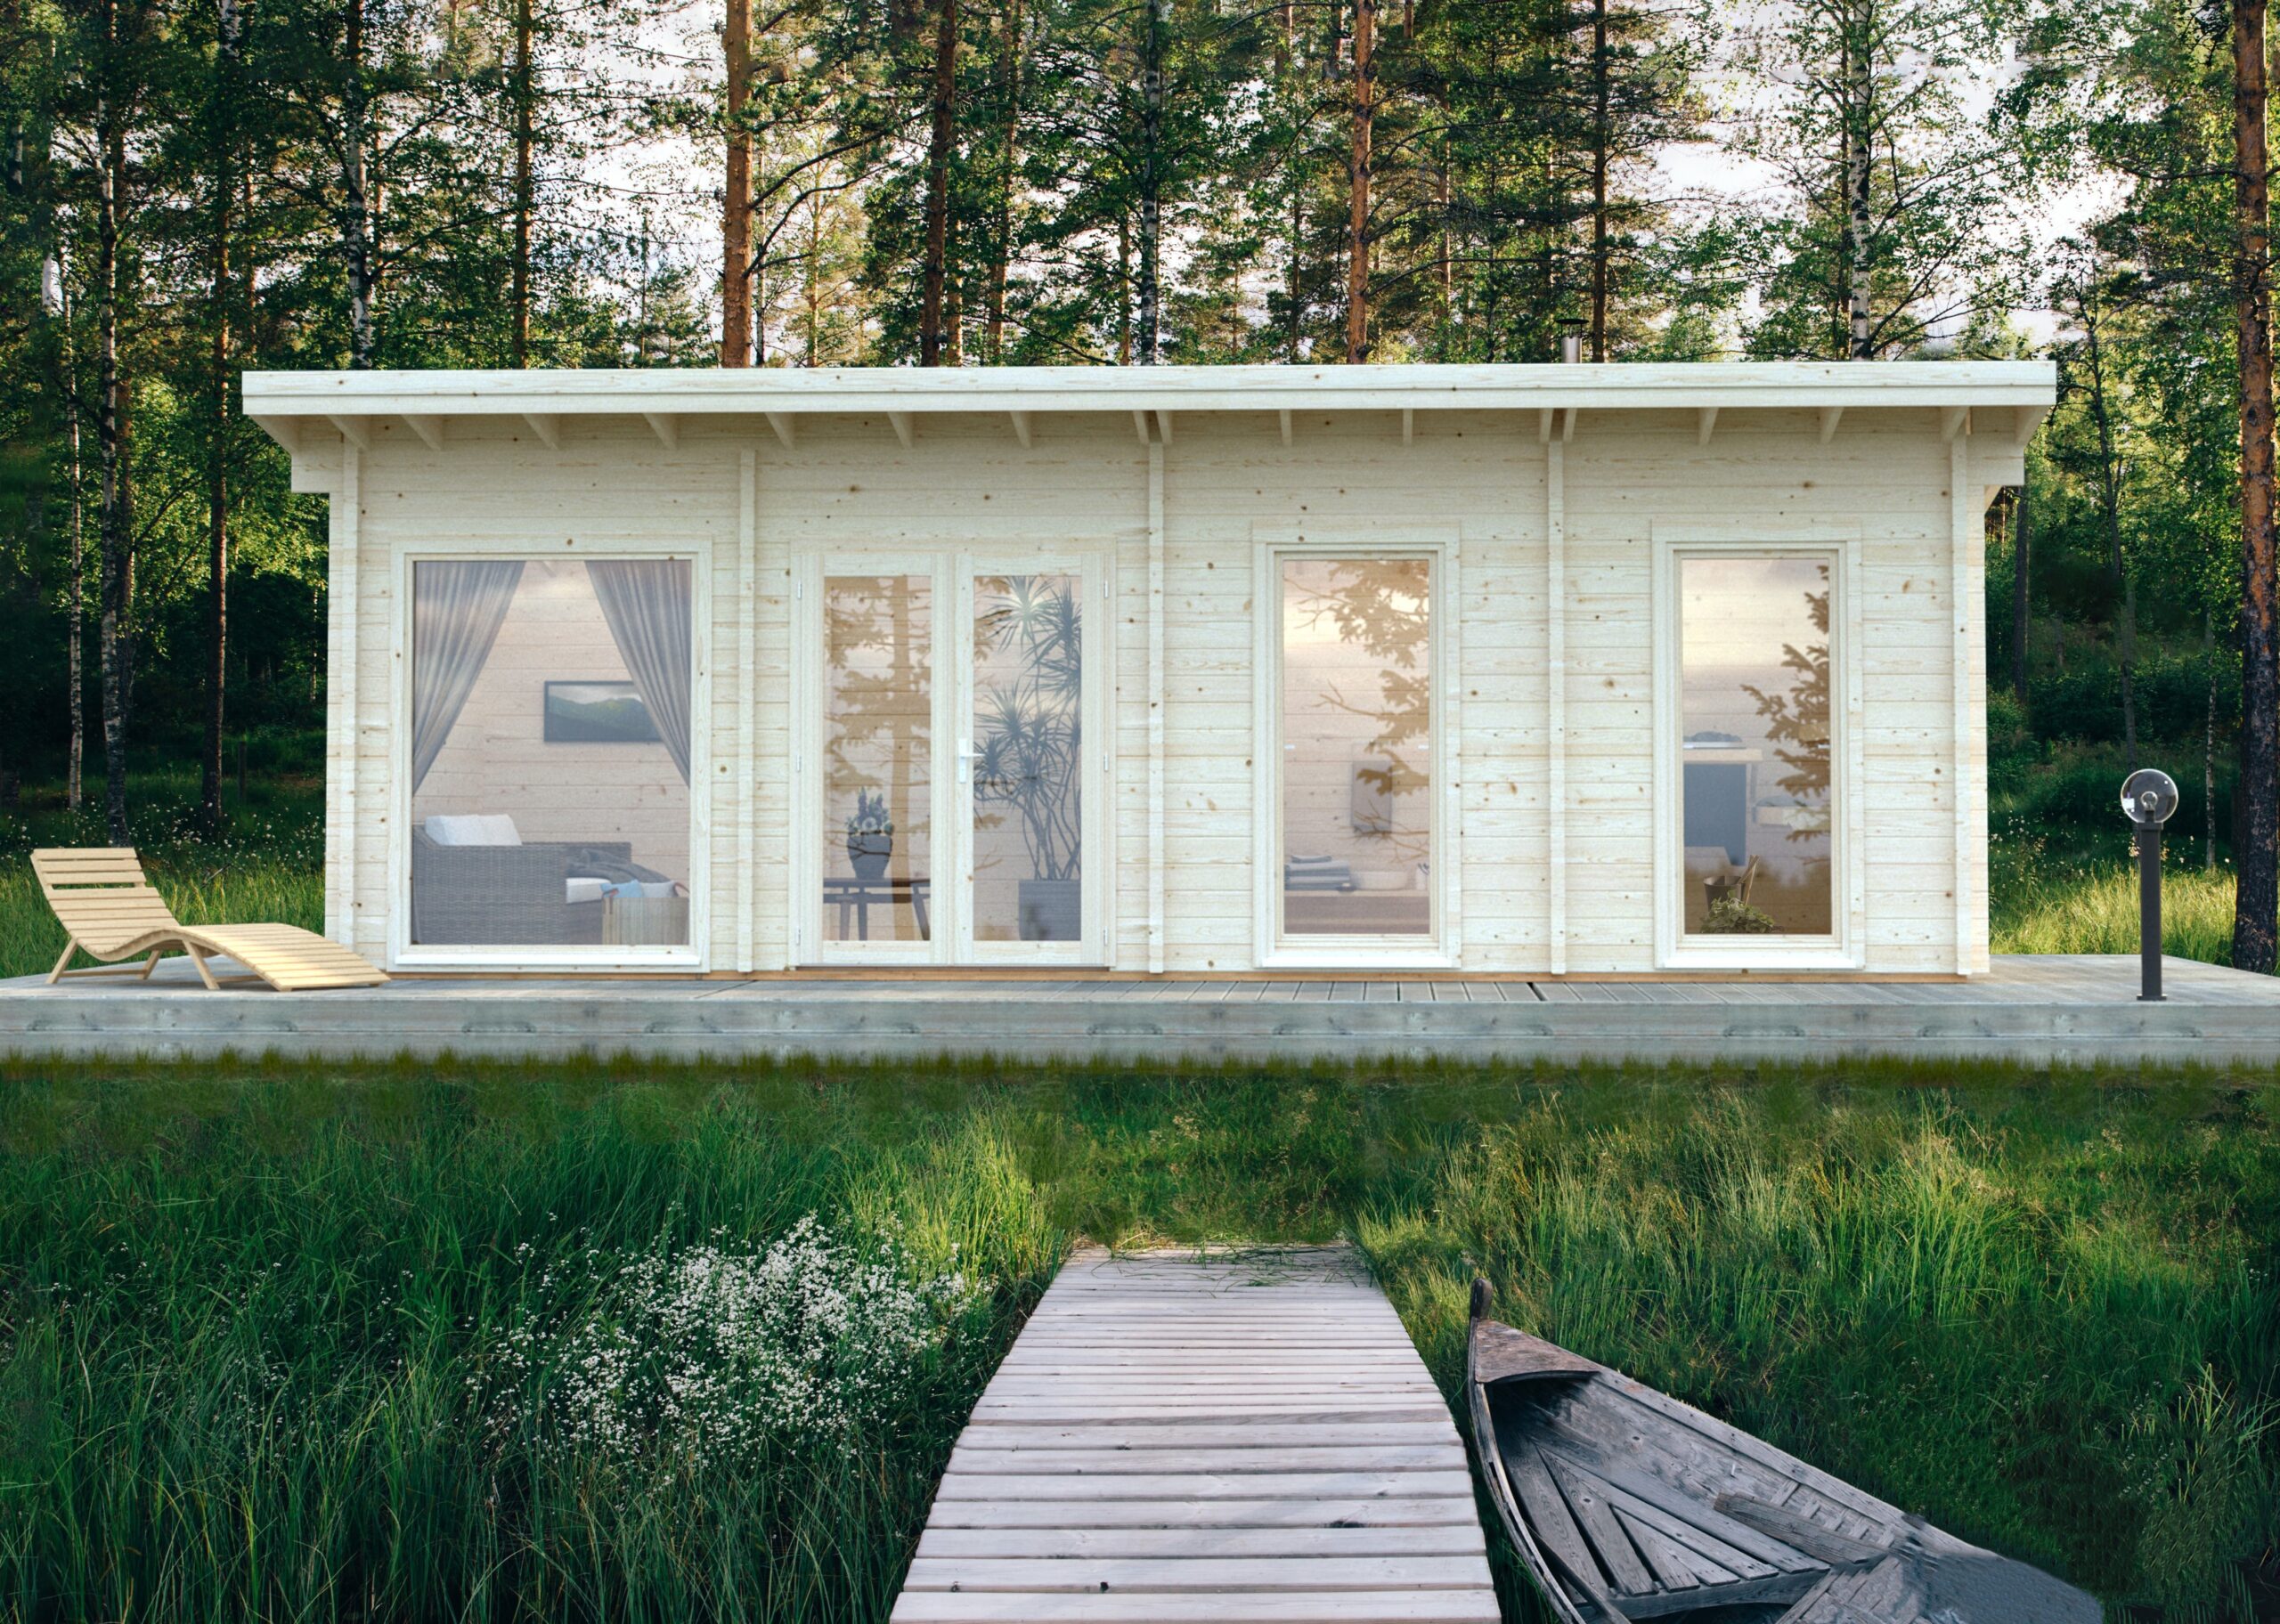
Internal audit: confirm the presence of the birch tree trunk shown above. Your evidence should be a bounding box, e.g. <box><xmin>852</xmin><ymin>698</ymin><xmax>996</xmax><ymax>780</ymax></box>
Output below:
<box><xmin>95</xmin><ymin>1</ymin><xmax>134</xmax><ymax>844</ymax></box>
<box><xmin>1588</xmin><ymin>0</ymin><xmax>1610</xmax><ymax>361</ymax></box>
<box><xmin>985</xmin><ymin>0</ymin><xmax>1021</xmax><ymax>363</ymax></box>
<box><xmin>2232</xmin><ymin>0</ymin><xmax>2278</xmax><ymax>971</ymax></box>
<box><xmin>919</xmin><ymin>0</ymin><xmax>957</xmax><ymax>367</ymax></box>
<box><xmin>1136</xmin><ymin>0</ymin><xmax>1165</xmax><ymax>364</ymax></box>
<box><xmin>1346</xmin><ymin>0</ymin><xmax>1373</xmax><ymax>363</ymax></box>
<box><xmin>203</xmin><ymin>0</ymin><xmax>244</xmax><ymax>832</ymax></box>
<box><xmin>2010</xmin><ymin>467</ymin><xmax>2030</xmax><ymax>715</ymax></box>
<box><xmin>343</xmin><ymin>0</ymin><xmax>376</xmax><ymax>368</ymax></box>
<box><xmin>511</xmin><ymin>0</ymin><xmax>533</xmax><ymax>366</ymax></box>
<box><xmin>722</xmin><ymin>0</ymin><xmax>753</xmax><ymax>366</ymax></box>
<box><xmin>1842</xmin><ymin>2</ymin><xmax>1872</xmax><ymax>359</ymax></box>
<box><xmin>2081</xmin><ymin>294</ymin><xmax>2138</xmax><ymax>765</ymax></box>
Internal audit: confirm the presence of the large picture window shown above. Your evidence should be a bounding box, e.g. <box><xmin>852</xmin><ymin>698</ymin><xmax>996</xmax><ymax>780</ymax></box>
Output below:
<box><xmin>407</xmin><ymin>556</ymin><xmax>695</xmax><ymax>952</ymax></box>
<box><xmin>1677</xmin><ymin>553</ymin><xmax>1835</xmax><ymax>940</ymax></box>
<box><xmin>1276</xmin><ymin>556</ymin><xmax>1435</xmax><ymax>942</ymax></box>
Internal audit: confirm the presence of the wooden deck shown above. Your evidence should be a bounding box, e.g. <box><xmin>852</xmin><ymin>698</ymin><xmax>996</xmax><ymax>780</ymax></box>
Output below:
<box><xmin>4</xmin><ymin>954</ymin><xmax>2278</xmax><ymax>1066</ymax></box>
<box><xmin>892</xmin><ymin>1246</ymin><xmax>1500</xmax><ymax>1624</ymax></box>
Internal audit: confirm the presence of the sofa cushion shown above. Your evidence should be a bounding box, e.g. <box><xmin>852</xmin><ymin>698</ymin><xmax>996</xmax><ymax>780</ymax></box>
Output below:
<box><xmin>424</xmin><ymin>813</ymin><xmax>523</xmax><ymax>847</ymax></box>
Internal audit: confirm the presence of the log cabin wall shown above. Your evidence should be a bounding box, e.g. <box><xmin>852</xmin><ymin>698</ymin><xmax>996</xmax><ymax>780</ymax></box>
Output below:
<box><xmin>276</xmin><ymin>377</ymin><xmax>2032</xmax><ymax>978</ymax></box>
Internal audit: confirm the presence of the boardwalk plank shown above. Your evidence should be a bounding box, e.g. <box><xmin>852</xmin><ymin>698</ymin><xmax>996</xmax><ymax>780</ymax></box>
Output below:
<box><xmin>894</xmin><ymin>1246</ymin><xmax>1497</xmax><ymax>1623</ymax></box>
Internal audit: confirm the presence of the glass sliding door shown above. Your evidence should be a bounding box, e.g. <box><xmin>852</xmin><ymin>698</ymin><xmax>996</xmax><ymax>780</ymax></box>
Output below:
<box><xmin>966</xmin><ymin>572</ymin><xmax>1085</xmax><ymax>946</ymax></box>
<box><xmin>802</xmin><ymin>554</ymin><xmax>1101</xmax><ymax>965</ymax></box>
<box><xmin>1676</xmin><ymin>552</ymin><xmax>1836</xmax><ymax>941</ymax></box>
<box><xmin>822</xmin><ymin>574</ymin><xmax>933</xmax><ymax>950</ymax></box>
<box><xmin>1276</xmin><ymin>556</ymin><xmax>1436</xmax><ymax>944</ymax></box>
<box><xmin>406</xmin><ymin>556</ymin><xmax>695</xmax><ymax>955</ymax></box>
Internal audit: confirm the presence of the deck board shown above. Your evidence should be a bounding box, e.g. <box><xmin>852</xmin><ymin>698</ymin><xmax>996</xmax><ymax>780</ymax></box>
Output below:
<box><xmin>891</xmin><ymin>1247</ymin><xmax>1500</xmax><ymax>1624</ymax></box>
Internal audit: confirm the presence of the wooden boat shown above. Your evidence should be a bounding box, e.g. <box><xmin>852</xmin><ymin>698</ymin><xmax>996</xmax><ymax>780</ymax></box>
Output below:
<box><xmin>1464</xmin><ymin>1281</ymin><xmax>2098</xmax><ymax>1624</ymax></box>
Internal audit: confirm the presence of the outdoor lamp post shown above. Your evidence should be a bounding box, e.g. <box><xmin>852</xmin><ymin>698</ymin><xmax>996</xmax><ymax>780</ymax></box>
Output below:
<box><xmin>2121</xmin><ymin>767</ymin><xmax>2179</xmax><ymax>1003</ymax></box>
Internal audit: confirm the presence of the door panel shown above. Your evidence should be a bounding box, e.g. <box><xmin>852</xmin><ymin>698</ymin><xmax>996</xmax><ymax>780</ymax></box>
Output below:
<box><xmin>821</xmin><ymin>573</ymin><xmax>933</xmax><ymax>949</ymax></box>
<box><xmin>965</xmin><ymin>572</ymin><xmax>1086</xmax><ymax>946</ymax></box>
<box><xmin>802</xmin><ymin>553</ymin><xmax>1102</xmax><ymax>966</ymax></box>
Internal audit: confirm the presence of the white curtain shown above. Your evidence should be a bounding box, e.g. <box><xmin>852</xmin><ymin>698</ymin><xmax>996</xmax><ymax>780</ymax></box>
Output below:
<box><xmin>588</xmin><ymin>558</ymin><xmax>693</xmax><ymax>784</ymax></box>
<box><xmin>411</xmin><ymin>560</ymin><xmax>525</xmax><ymax>789</ymax></box>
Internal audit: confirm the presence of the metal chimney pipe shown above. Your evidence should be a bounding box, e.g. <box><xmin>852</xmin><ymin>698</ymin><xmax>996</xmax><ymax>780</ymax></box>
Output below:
<box><xmin>1559</xmin><ymin>329</ymin><xmax>1583</xmax><ymax>364</ymax></box>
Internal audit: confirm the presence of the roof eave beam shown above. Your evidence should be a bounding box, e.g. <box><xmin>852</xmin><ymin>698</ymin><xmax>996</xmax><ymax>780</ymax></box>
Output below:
<box><xmin>643</xmin><ymin>411</ymin><xmax>679</xmax><ymax>450</ymax></box>
<box><xmin>1279</xmin><ymin>409</ymin><xmax>1293</xmax><ymax>447</ymax></box>
<box><xmin>522</xmin><ymin>412</ymin><xmax>561</xmax><ymax>450</ymax></box>
<box><xmin>766</xmin><ymin>410</ymin><xmax>796</xmax><ymax>451</ymax></box>
<box><xmin>326</xmin><ymin>413</ymin><xmax>372</xmax><ymax>451</ymax></box>
<box><xmin>1942</xmin><ymin>404</ymin><xmax>1970</xmax><ymax>441</ymax></box>
<box><xmin>1697</xmin><ymin>406</ymin><xmax>1718</xmax><ymax>447</ymax></box>
<box><xmin>402</xmin><ymin>414</ymin><xmax>445</xmax><ymax>452</ymax></box>
<box><xmin>1010</xmin><ymin>410</ymin><xmax>1032</xmax><ymax>448</ymax></box>
<box><xmin>1819</xmin><ymin>406</ymin><xmax>1844</xmax><ymax>443</ymax></box>
<box><xmin>889</xmin><ymin>410</ymin><xmax>915</xmax><ymax>450</ymax></box>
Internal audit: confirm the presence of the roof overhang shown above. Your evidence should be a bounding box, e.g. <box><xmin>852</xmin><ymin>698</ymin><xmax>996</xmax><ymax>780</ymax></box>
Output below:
<box><xmin>245</xmin><ymin>361</ymin><xmax>2056</xmax><ymax>458</ymax></box>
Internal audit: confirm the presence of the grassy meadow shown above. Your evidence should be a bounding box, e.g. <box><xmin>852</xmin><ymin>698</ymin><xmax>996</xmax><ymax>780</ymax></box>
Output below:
<box><xmin>0</xmin><ymin>1058</ymin><xmax>2274</xmax><ymax>1622</ymax></box>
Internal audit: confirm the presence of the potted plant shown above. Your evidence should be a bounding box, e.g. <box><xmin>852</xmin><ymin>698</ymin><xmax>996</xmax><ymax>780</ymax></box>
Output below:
<box><xmin>971</xmin><ymin>576</ymin><xmax>1084</xmax><ymax>941</ymax></box>
<box><xmin>845</xmin><ymin>789</ymin><xmax>893</xmax><ymax>883</ymax></box>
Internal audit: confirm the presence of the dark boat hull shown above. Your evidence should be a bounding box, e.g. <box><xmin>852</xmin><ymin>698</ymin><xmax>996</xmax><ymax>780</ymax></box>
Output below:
<box><xmin>1462</xmin><ymin>1288</ymin><xmax>2097</xmax><ymax>1624</ymax></box>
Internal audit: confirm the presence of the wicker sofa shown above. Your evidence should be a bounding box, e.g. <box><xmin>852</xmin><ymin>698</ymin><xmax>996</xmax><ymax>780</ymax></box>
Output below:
<box><xmin>410</xmin><ymin>825</ymin><xmax>670</xmax><ymax>946</ymax></box>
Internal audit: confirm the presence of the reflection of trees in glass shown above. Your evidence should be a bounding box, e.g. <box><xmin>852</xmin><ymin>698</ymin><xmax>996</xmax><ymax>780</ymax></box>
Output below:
<box><xmin>973</xmin><ymin>576</ymin><xmax>1082</xmax><ymax>882</ymax></box>
<box><xmin>1740</xmin><ymin>568</ymin><xmax>1831</xmax><ymax>843</ymax></box>
<box><xmin>1285</xmin><ymin>559</ymin><xmax>1431</xmax><ymax>865</ymax></box>
<box><xmin>824</xmin><ymin>579</ymin><xmax>928</xmax><ymax>873</ymax></box>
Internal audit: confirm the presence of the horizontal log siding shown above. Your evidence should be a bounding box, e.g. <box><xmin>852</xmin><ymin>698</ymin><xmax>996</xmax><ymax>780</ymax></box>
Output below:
<box><xmin>336</xmin><ymin>404</ymin><xmax>1993</xmax><ymax>975</ymax></box>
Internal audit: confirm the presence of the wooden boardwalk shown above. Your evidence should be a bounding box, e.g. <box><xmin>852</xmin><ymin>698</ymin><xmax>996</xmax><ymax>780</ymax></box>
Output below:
<box><xmin>892</xmin><ymin>1247</ymin><xmax>1500</xmax><ymax>1624</ymax></box>
<box><xmin>7</xmin><ymin>954</ymin><xmax>2280</xmax><ymax>1065</ymax></box>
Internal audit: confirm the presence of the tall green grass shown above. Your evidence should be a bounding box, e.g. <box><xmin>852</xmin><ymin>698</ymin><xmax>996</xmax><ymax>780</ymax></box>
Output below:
<box><xmin>1</xmin><ymin>1058</ymin><xmax>2273</xmax><ymax>1622</ymax></box>
<box><xmin>1992</xmin><ymin>859</ymin><xmax>2243</xmax><ymax>962</ymax></box>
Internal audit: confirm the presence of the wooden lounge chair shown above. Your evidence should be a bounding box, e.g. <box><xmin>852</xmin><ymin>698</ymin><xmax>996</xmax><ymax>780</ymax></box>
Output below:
<box><xmin>33</xmin><ymin>848</ymin><xmax>388</xmax><ymax>992</ymax></box>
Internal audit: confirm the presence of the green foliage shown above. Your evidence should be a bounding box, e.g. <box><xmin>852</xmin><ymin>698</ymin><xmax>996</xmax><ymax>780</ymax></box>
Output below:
<box><xmin>0</xmin><ymin>1059</ymin><xmax>2273</xmax><ymax>1619</ymax></box>
<box><xmin>1700</xmin><ymin>893</ymin><xmax>1779</xmax><ymax>933</ymax></box>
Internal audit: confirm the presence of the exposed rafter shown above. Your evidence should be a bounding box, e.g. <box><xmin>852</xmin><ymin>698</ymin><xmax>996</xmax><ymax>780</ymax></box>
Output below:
<box><xmin>1941</xmin><ymin>404</ymin><xmax>1970</xmax><ymax>441</ymax></box>
<box><xmin>1402</xmin><ymin>407</ymin><xmax>1414</xmax><ymax>445</ymax></box>
<box><xmin>1133</xmin><ymin>410</ymin><xmax>1152</xmax><ymax>447</ymax></box>
<box><xmin>1010</xmin><ymin>410</ymin><xmax>1032</xmax><ymax>448</ymax></box>
<box><xmin>326</xmin><ymin>413</ymin><xmax>372</xmax><ymax>451</ymax></box>
<box><xmin>643</xmin><ymin>411</ymin><xmax>679</xmax><ymax>450</ymax></box>
<box><xmin>1278</xmin><ymin>409</ymin><xmax>1292</xmax><ymax>447</ymax></box>
<box><xmin>1819</xmin><ymin>407</ymin><xmax>1844</xmax><ymax>444</ymax></box>
<box><xmin>889</xmin><ymin>411</ymin><xmax>915</xmax><ymax>450</ymax></box>
<box><xmin>522</xmin><ymin>412</ymin><xmax>561</xmax><ymax>450</ymax></box>
<box><xmin>1697</xmin><ymin>406</ymin><xmax>1718</xmax><ymax>447</ymax></box>
<box><xmin>765</xmin><ymin>410</ymin><xmax>796</xmax><ymax>451</ymax></box>
<box><xmin>402</xmin><ymin>414</ymin><xmax>445</xmax><ymax>452</ymax></box>
<box><xmin>1154</xmin><ymin>409</ymin><xmax>1174</xmax><ymax>445</ymax></box>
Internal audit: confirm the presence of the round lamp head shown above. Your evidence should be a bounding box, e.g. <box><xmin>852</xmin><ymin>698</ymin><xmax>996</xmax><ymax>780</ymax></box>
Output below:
<box><xmin>2121</xmin><ymin>767</ymin><xmax>2179</xmax><ymax>827</ymax></box>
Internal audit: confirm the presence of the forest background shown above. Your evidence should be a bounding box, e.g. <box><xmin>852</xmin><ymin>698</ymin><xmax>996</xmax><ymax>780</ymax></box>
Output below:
<box><xmin>2</xmin><ymin>0</ymin><xmax>2276</xmax><ymax>968</ymax></box>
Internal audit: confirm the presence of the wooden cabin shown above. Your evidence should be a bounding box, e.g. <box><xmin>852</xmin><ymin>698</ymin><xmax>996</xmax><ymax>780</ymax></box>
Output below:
<box><xmin>245</xmin><ymin>362</ymin><xmax>2053</xmax><ymax>978</ymax></box>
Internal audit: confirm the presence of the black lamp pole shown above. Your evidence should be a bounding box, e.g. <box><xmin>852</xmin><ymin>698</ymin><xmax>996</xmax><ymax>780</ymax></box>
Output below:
<box><xmin>2136</xmin><ymin>819</ymin><xmax>2163</xmax><ymax>1003</ymax></box>
<box><xmin>2121</xmin><ymin>768</ymin><xmax>2179</xmax><ymax>1003</ymax></box>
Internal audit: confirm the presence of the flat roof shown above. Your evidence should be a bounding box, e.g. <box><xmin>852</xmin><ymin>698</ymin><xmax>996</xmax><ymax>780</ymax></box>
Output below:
<box><xmin>246</xmin><ymin>361</ymin><xmax>2055</xmax><ymax>426</ymax></box>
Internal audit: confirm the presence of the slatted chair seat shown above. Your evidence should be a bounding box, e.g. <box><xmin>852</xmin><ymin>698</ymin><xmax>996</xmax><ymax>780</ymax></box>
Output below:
<box><xmin>32</xmin><ymin>848</ymin><xmax>388</xmax><ymax>992</ymax></box>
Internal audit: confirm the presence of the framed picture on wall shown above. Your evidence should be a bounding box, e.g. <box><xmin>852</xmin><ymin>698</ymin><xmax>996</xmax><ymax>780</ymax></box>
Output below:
<box><xmin>542</xmin><ymin>680</ymin><xmax>660</xmax><ymax>744</ymax></box>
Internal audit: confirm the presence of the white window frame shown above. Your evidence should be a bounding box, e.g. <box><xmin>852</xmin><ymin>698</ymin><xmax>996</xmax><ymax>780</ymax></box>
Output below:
<box><xmin>388</xmin><ymin>536</ymin><xmax>712</xmax><ymax>972</ymax></box>
<box><xmin>1252</xmin><ymin>528</ymin><xmax>1462</xmax><ymax>970</ymax></box>
<box><xmin>1651</xmin><ymin>528</ymin><xmax>1863</xmax><ymax>971</ymax></box>
<box><xmin>788</xmin><ymin>543</ymin><xmax>1115</xmax><ymax>967</ymax></box>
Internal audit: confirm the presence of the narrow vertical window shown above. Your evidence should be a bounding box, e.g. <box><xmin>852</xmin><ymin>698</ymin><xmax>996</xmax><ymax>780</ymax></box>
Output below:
<box><xmin>824</xmin><ymin>575</ymin><xmax>932</xmax><ymax>946</ymax></box>
<box><xmin>1679</xmin><ymin>555</ymin><xmax>1834</xmax><ymax>938</ymax></box>
<box><xmin>1279</xmin><ymin>556</ymin><xmax>1433</xmax><ymax>938</ymax></box>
